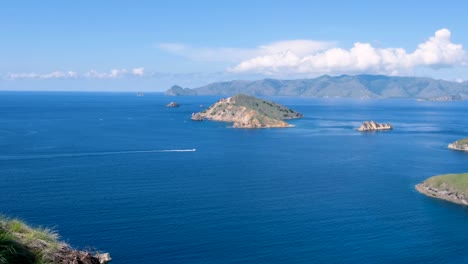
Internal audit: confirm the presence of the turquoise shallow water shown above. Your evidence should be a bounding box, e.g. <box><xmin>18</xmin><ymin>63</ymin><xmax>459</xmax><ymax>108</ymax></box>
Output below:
<box><xmin>1</xmin><ymin>92</ymin><xmax>468</xmax><ymax>263</ymax></box>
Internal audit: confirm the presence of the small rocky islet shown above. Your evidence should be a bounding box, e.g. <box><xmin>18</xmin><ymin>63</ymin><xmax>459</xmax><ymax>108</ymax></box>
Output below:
<box><xmin>191</xmin><ymin>94</ymin><xmax>303</xmax><ymax>128</ymax></box>
<box><xmin>166</xmin><ymin>102</ymin><xmax>180</xmax><ymax>108</ymax></box>
<box><xmin>357</xmin><ymin>121</ymin><xmax>393</xmax><ymax>131</ymax></box>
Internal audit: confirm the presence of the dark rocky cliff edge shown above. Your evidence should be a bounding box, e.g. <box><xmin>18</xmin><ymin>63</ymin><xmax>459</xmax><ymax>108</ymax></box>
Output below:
<box><xmin>415</xmin><ymin>173</ymin><xmax>468</xmax><ymax>206</ymax></box>
<box><xmin>0</xmin><ymin>217</ymin><xmax>111</xmax><ymax>264</ymax></box>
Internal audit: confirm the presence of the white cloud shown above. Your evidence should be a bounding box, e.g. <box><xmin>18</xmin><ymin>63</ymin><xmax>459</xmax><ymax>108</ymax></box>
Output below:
<box><xmin>7</xmin><ymin>71</ymin><xmax>78</xmax><ymax>80</ymax></box>
<box><xmin>411</xmin><ymin>29</ymin><xmax>465</xmax><ymax>66</ymax></box>
<box><xmin>230</xmin><ymin>29</ymin><xmax>467</xmax><ymax>76</ymax></box>
<box><xmin>158</xmin><ymin>43</ymin><xmax>258</xmax><ymax>62</ymax></box>
<box><xmin>132</xmin><ymin>67</ymin><xmax>145</xmax><ymax>76</ymax></box>
<box><xmin>85</xmin><ymin>69</ymin><xmax>128</xmax><ymax>79</ymax></box>
<box><xmin>259</xmin><ymin>40</ymin><xmax>334</xmax><ymax>57</ymax></box>
<box><xmin>6</xmin><ymin>68</ymin><xmax>146</xmax><ymax>80</ymax></box>
<box><xmin>158</xmin><ymin>40</ymin><xmax>334</xmax><ymax>63</ymax></box>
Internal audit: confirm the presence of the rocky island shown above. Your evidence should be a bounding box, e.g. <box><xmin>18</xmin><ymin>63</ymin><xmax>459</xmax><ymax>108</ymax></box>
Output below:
<box><xmin>0</xmin><ymin>216</ymin><xmax>111</xmax><ymax>264</ymax></box>
<box><xmin>166</xmin><ymin>102</ymin><xmax>180</xmax><ymax>107</ymax></box>
<box><xmin>191</xmin><ymin>94</ymin><xmax>303</xmax><ymax>128</ymax></box>
<box><xmin>416</xmin><ymin>173</ymin><xmax>468</xmax><ymax>206</ymax></box>
<box><xmin>448</xmin><ymin>138</ymin><xmax>468</xmax><ymax>151</ymax></box>
<box><xmin>357</xmin><ymin>121</ymin><xmax>393</xmax><ymax>131</ymax></box>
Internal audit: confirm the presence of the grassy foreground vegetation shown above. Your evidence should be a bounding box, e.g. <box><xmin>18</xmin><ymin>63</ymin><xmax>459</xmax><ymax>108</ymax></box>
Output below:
<box><xmin>424</xmin><ymin>173</ymin><xmax>468</xmax><ymax>194</ymax></box>
<box><xmin>0</xmin><ymin>217</ymin><xmax>63</xmax><ymax>264</ymax></box>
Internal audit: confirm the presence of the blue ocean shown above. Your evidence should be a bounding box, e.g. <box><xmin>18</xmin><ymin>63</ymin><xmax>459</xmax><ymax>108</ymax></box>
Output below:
<box><xmin>1</xmin><ymin>92</ymin><xmax>467</xmax><ymax>264</ymax></box>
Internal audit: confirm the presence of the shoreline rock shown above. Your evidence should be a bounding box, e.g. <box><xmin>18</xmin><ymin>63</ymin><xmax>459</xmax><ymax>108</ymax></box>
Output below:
<box><xmin>415</xmin><ymin>183</ymin><xmax>468</xmax><ymax>206</ymax></box>
<box><xmin>53</xmin><ymin>248</ymin><xmax>111</xmax><ymax>264</ymax></box>
<box><xmin>191</xmin><ymin>112</ymin><xmax>204</xmax><ymax>121</ymax></box>
<box><xmin>448</xmin><ymin>138</ymin><xmax>468</xmax><ymax>151</ymax></box>
<box><xmin>0</xmin><ymin>217</ymin><xmax>111</xmax><ymax>264</ymax></box>
<box><xmin>357</xmin><ymin>121</ymin><xmax>392</xmax><ymax>131</ymax></box>
<box><xmin>415</xmin><ymin>173</ymin><xmax>468</xmax><ymax>206</ymax></box>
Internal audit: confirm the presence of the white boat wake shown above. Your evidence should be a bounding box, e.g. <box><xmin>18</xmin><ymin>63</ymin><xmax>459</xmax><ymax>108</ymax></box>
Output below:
<box><xmin>161</xmin><ymin>149</ymin><xmax>196</xmax><ymax>152</ymax></box>
<box><xmin>0</xmin><ymin>149</ymin><xmax>197</xmax><ymax>161</ymax></box>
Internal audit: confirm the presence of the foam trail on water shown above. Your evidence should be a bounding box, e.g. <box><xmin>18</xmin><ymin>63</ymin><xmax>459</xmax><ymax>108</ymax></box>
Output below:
<box><xmin>161</xmin><ymin>149</ymin><xmax>197</xmax><ymax>152</ymax></box>
<box><xmin>0</xmin><ymin>149</ymin><xmax>196</xmax><ymax>161</ymax></box>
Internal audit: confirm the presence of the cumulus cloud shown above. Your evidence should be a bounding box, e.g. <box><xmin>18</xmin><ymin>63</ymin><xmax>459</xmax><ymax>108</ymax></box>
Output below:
<box><xmin>230</xmin><ymin>29</ymin><xmax>467</xmax><ymax>76</ymax></box>
<box><xmin>158</xmin><ymin>40</ymin><xmax>334</xmax><ymax>62</ymax></box>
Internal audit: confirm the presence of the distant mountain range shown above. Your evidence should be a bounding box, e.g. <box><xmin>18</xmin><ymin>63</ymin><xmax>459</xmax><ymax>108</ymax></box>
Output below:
<box><xmin>165</xmin><ymin>75</ymin><xmax>468</xmax><ymax>99</ymax></box>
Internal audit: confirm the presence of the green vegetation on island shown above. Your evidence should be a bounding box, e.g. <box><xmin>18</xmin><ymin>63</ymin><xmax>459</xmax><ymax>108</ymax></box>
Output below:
<box><xmin>191</xmin><ymin>94</ymin><xmax>303</xmax><ymax>128</ymax></box>
<box><xmin>448</xmin><ymin>138</ymin><xmax>468</xmax><ymax>151</ymax></box>
<box><xmin>0</xmin><ymin>216</ymin><xmax>110</xmax><ymax>264</ymax></box>
<box><xmin>165</xmin><ymin>75</ymin><xmax>468</xmax><ymax>99</ymax></box>
<box><xmin>415</xmin><ymin>173</ymin><xmax>468</xmax><ymax>206</ymax></box>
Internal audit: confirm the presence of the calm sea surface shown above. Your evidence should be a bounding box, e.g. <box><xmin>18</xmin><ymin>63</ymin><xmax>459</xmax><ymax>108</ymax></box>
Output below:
<box><xmin>1</xmin><ymin>92</ymin><xmax>467</xmax><ymax>264</ymax></box>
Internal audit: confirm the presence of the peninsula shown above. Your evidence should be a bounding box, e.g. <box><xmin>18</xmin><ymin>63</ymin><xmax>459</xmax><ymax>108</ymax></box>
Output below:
<box><xmin>357</xmin><ymin>121</ymin><xmax>393</xmax><ymax>131</ymax></box>
<box><xmin>416</xmin><ymin>173</ymin><xmax>468</xmax><ymax>206</ymax></box>
<box><xmin>191</xmin><ymin>94</ymin><xmax>303</xmax><ymax>128</ymax></box>
<box><xmin>0</xmin><ymin>216</ymin><xmax>111</xmax><ymax>264</ymax></box>
<box><xmin>448</xmin><ymin>138</ymin><xmax>468</xmax><ymax>151</ymax></box>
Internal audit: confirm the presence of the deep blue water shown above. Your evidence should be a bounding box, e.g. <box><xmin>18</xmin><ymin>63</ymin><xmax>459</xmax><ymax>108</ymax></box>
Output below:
<box><xmin>1</xmin><ymin>92</ymin><xmax>468</xmax><ymax>264</ymax></box>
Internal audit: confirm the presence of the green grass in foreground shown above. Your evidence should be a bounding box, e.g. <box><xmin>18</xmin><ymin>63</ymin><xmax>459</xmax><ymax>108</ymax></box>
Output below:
<box><xmin>0</xmin><ymin>217</ymin><xmax>62</xmax><ymax>264</ymax></box>
<box><xmin>425</xmin><ymin>173</ymin><xmax>468</xmax><ymax>194</ymax></box>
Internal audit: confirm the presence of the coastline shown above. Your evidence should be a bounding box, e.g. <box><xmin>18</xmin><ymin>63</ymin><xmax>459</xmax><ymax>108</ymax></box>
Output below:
<box><xmin>415</xmin><ymin>183</ymin><xmax>468</xmax><ymax>206</ymax></box>
<box><xmin>448</xmin><ymin>143</ymin><xmax>468</xmax><ymax>152</ymax></box>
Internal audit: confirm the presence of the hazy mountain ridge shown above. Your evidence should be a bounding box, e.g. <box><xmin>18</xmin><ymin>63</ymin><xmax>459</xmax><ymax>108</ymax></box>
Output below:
<box><xmin>165</xmin><ymin>75</ymin><xmax>468</xmax><ymax>99</ymax></box>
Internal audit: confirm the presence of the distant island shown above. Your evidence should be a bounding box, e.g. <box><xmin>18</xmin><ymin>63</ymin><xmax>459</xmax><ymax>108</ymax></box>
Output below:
<box><xmin>417</xmin><ymin>94</ymin><xmax>463</xmax><ymax>102</ymax></box>
<box><xmin>448</xmin><ymin>138</ymin><xmax>468</xmax><ymax>151</ymax></box>
<box><xmin>165</xmin><ymin>74</ymin><xmax>468</xmax><ymax>99</ymax></box>
<box><xmin>416</xmin><ymin>173</ymin><xmax>468</xmax><ymax>206</ymax></box>
<box><xmin>166</xmin><ymin>102</ymin><xmax>180</xmax><ymax>107</ymax></box>
<box><xmin>357</xmin><ymin>121</ymin><xmax>393</xmax><ymax>132</ymax></box>
<box><xmin>0</xmin><ymin>216</ymin><xmax>111</xmax><ymax>264</ymax></box>
<box><xmin>191</xmin><ymin>94</ymin><xmax>303</xmax><ymax>128</ymax></box>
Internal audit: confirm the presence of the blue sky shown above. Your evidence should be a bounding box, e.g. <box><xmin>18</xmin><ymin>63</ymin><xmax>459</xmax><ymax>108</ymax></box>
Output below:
<box><xmin>1</xmin><ymin>0</ymin><xmax>467</xmax><ymax>91</ymax></box>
